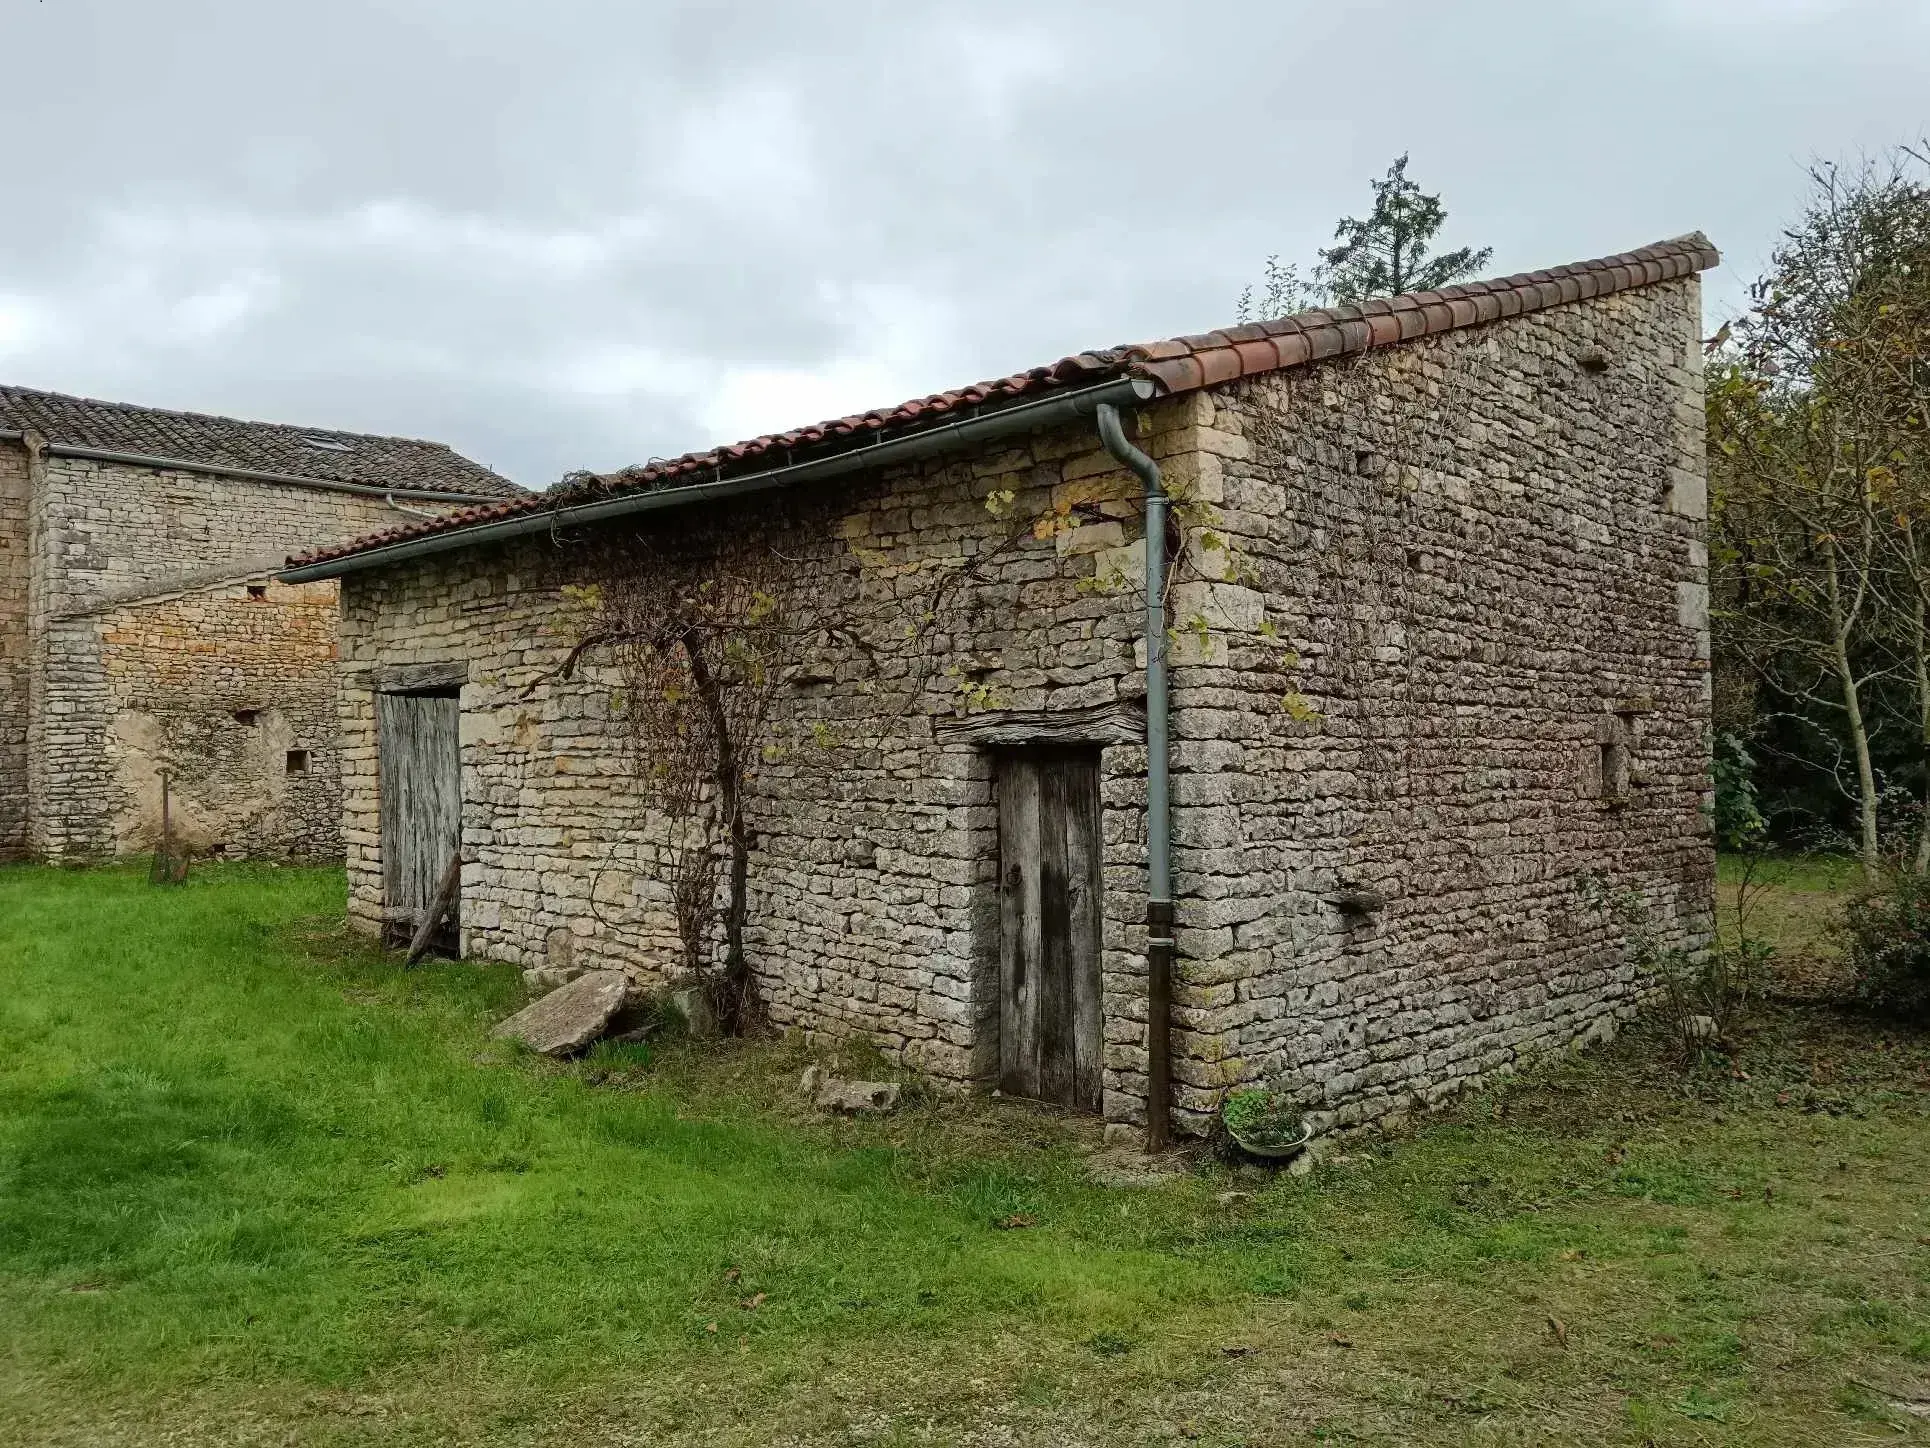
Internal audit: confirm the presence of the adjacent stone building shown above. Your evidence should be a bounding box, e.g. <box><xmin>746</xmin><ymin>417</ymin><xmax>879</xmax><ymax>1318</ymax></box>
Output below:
<box><xmin>286</xmin><ymin>235</ymin><xmax>1720</xmax><ymax>1138</ymax></box>
<box><xmin>0</xmin><ymin>387</ymin><xmax>521</xmax><ymax>861</ymax></box>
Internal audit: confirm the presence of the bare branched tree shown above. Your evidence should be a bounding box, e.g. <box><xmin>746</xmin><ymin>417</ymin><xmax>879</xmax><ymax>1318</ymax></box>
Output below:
<box><xmin>551</xmin><ymin>541</ymin><xmax>794</xmax><ymax>1031</ymax></box>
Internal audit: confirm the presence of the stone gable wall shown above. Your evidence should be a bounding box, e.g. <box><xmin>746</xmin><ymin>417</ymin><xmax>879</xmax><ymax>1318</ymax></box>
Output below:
<box><xmin>87</xmin><ymin>574</ymin><xmax>345</xmax><ymax>858</ymax></box>
<box><xmin>337</xmin><ymin>278</ymin><xmax>1712</xmax><ymax>1134</ymax></box>
<box><xmin>1157</xmin><ymin>275</ymin><xmax>1713</xmax><ymax>1132</ymax></box>
<box><xmin>24</xmin><ymin>454</ymin><xmax>416</xmax><ymax>858</ymax></box>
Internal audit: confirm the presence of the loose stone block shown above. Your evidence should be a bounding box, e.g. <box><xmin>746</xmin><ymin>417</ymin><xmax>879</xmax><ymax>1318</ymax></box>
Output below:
<box><xmin>490</xmin><ymin>968</ymin><xmax>628</xmax><ymax>1055</ymax></box>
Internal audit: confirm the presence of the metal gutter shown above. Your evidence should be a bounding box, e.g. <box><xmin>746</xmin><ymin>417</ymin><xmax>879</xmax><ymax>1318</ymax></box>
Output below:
<box><xmin>0</xmin><ymin>427</ymin><xmax>509</xmax><ymax>504</ymax></box>
<box><xmin>278</xmin><ymin>375</ymin><xmax>1158</xmax><ymax>583</ymax></box>
<box><xmin>1095</xmin><ymin>401</ymin><xmax>1173</xmax><ymax>1152</ymax></box>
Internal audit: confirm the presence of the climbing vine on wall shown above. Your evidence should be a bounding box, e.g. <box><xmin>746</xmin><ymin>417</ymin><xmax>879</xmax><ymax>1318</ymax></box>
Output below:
<box><xmin>539</xmin><ymin>480</ymin><xmax>1117</xmax><ymax>1030</ymax></box>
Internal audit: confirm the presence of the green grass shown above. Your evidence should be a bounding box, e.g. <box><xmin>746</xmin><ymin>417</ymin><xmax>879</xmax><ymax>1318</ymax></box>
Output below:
<box><xmin>1</xmin><ymin>862</ymin><xmax>1927</xmax><ymax>1445</ymax></box>
<box><xmin>1718</xmin><ymin>851</ymin><xmax>1865</xmax><ymax>995</ymax></box>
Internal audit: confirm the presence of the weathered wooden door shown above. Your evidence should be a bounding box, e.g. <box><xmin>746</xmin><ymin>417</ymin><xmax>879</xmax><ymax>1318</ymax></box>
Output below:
<box><xmin>997</xmin><ymin>748</ymin><xmax>1103</xmax><ymax>1110</ymax></box>
<box><xmin>378</xmin><ymin>690</ymin><xmax>461</xmax><ymax>954</ymax></box>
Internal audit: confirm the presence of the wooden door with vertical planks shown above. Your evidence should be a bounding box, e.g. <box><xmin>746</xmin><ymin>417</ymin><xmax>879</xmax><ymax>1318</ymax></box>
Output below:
<box><xmin>378</xmin><ymin>689</ymin><xmax>461</xmax><ymax>954</ymax></box>
<box><xmin>997</xmin><ymin>747</ymin><xmax>1103</xmax><ymax>1110</ymax></box>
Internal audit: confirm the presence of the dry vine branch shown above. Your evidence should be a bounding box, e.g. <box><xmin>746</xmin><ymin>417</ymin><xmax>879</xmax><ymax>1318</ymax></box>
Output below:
<box><xmin>528</xmin><ymin>492</ymin><xmax>1116</xmax><ymax>1032</ymax></box>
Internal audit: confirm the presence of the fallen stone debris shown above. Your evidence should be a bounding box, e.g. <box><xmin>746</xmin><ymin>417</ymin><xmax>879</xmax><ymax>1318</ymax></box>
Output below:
<box><xmin>491</xmin><ymin>969</ymin><xmax>628</xmax><ymax>1056</ymax></box>
<box><xmin>802</xmin><ymin>1067</ymin><xmax>902</xmax><ymax>1115</ymax></box>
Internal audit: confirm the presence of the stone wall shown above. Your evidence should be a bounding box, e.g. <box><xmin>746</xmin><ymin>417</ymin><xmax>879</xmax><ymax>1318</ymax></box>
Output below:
<box><xmin>83</xmin><ymin>573</ymin><xmax>345</xmax><ymax>858</ymax></box>
<box><xmin>337</xmin><ymin>278</ymin><xmax>1711</xmax><ymax>1134</ymax></box>
<box><xmin>0</xmin><ymin>442</ymin><xmax>29</xmax><ymax>856</ymax></box>
<box><xmin>1151</xmin><ymin>275</ymin><xmax>1713</xmax><ymax>1132</ymax></box>
<box><xmin>337</xmin><ymin>410</ymin><xmax>1182</xmax><ymax>1086</ymax></box>
<box><xmin>24</xmin><ymin>453</ymin><xmax>416</xmax><ymax>858</ymax></box>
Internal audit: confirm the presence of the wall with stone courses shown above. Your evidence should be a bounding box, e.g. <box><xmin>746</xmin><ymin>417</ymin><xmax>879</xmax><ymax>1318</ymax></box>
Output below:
<box><xmin>0</xmin><ymin>442</ymin><xmax>29</xmax><ymax>856</ymax></box>
<box><xmin>26</xmin><ymin>454</ymin><xmax>420</xmax><ymax>857</ymax></box>
<box><xmin>90</xmin><ymin>575</ymin><xmax>345</xmax><ymax>858</ymax></box>
<box><xmin>1152</xmin><ymin>275</ymin><xmax>1714</xmax><ymax>1134</ymax></box>
<box><xmin>336</xmin><ymin>279</ymin><xmax>1713</xmax><ymax>1136</ymax></box>
<box><xmin>335</xmin><ymin>409</ymin><xmax>1191</xmax><ymax>1089</ymax></box>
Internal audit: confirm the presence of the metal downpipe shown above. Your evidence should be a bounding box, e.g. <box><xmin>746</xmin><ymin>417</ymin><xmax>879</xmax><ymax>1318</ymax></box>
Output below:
<box><xmin>1095</xmin><ymin>401</ymin><xmax>1173</xmax><ymax>1152</ymax></box>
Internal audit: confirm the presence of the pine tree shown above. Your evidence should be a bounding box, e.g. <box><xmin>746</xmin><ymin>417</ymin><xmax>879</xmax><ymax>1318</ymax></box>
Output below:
<box><xmin>1237</xmin><ymin>154</ymin><xmax>1493</xmax><ymax>320</ymax></box>
<box><xmin>1317</xmin><ymin>154</ymin><xmax>1493</xmax><ymax>303</ymax></box>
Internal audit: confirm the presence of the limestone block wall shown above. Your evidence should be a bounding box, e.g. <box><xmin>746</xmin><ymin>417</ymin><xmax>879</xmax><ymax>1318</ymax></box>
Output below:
<box><xmin>1153</xmin><ymin>275</ymin><xmax>1714</xmax><ymax>1132</ymax></box>
<box><xmin>25</xmin><ymin>454</ymin><xmax>417</xmax><ymax>857</ymax></box>
<box><xmin>338</xmin><ymin>278</ymin><xmax>1712</xmax><ymax>1134</ymax></box>
<box><xmin>86</xmin><ymin>574</ymin><xmax>344</xmax><ymax>858</ymax></box>
<box><xmin>337</xmin><ymin>408</ymin><xmax>1187</xmax><ymax>1088</ymax></box>
<box><xmin>0</xmin><ymin>442</ymin><xmax>29</xmax><ymax>856</ymax></box>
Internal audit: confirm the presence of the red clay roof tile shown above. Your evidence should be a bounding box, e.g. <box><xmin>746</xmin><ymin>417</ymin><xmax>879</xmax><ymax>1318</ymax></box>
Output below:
<box><xmin>288</xmin><ymin>232</ymin><xmax>1719</xmax><ymax>571</ymax></box>
<box><xmin>1273</xmin><ymin>332</ymin><xmax>1313</xmax><ymax>368</ymax></box>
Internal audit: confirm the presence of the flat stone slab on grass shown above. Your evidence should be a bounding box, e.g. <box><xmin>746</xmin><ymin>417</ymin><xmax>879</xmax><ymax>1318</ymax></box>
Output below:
<box><xmin>815</xmin><ymin>1078</ymin><xmax>902</xmax><ymax>1115</ymax></box>
<box><xmin>492</xmin><ymin>969</ymin><xmax>628</xmax><ymax>1056</ymax></box>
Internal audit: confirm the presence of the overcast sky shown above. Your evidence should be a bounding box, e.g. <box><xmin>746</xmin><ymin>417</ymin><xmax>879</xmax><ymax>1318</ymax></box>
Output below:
<box><xmin>1</xmin><ymin>0</ymin><xmax>1924</xmax><ymax>488</ymax></box>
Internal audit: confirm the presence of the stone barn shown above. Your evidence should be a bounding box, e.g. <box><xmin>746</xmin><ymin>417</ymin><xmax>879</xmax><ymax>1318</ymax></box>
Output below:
<box><xmin>284</xmin><ymin>234</ymin><xmax>1720</xmax><ymax>1139</ymax></box>
<box><xmin>0</xmin><ymin>386</ymin><xmax>521</xmax><ymax>861</ymax></box>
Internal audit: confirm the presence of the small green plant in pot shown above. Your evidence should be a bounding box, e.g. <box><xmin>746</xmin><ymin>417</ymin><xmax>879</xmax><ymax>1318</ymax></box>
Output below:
<box><xmin>1221</xmin><ymin>1087</ymin><xmax>1312</xmax><ymax>1159</ymax></box>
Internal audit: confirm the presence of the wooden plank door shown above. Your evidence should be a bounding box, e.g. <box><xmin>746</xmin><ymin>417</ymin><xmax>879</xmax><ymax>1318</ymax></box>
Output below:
<box><xmin>378</xmin><ymin>690</ymin><xmax>462</xmax><ymax>954</ymax></box>
<box><xmin>997</xmin><ymin>747</ymin><xmax>1103</xmax><ymax>1110</ymax></box>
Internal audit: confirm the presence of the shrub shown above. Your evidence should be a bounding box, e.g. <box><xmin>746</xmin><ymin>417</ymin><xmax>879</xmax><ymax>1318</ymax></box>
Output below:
<box><xmin>1579</xmin><ymin>873</ymin><xmax>1765</xmax><ymax>1057</ymax></box>
<box><xmin>1711</xmin><ymin>731</ymin><xmax>1767</xmax><ymax>851</ymax></box>
<box><xmin>1844</xmin><ymin>869</ymin><xmax>1930</xmax><ymax>1022</ymax></box>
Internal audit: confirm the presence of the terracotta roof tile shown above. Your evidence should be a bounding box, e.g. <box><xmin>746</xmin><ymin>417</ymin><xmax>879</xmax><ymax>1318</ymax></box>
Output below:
<box><xmin>288</xmin><ymin>231</ymin><xmax>1718</xmax><ymax>571</ymax></box>
<box><xmin>1273</xmin><ymin>332</ymin><xmax>1314</xmax><ymax>368</ymax></box>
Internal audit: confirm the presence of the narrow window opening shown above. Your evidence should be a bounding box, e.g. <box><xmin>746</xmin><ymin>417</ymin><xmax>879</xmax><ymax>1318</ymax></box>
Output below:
<box><xmin>285</xmin><ymin>749</ymin><xmax>310</xmax><ymax>775</ymax></box>
<box><xmin>247</xmin><ymin>584</ymin><xmax>267</xmax><ymax>600</ymax></box>
<box><xmin>233</xmin><ymin>709</ymin><xmax>261</xmax><ymax>726</ymax></box>
<box><xmin>1599</xmin><ymin>736</ymin><xmax>1629</xmax><ymax>805</ymax></box>
<box><xmin>1597</xmin><ymin>708</ymin><xmax>1641</xmax><ymax>806</ymax></box>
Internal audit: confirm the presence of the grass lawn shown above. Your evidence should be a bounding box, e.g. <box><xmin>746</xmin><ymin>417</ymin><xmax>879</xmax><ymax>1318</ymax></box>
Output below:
<box><xmin>0</xmin><ymin>864</ymin><xmax>1926</xmax><ymax>1445</ymax></box>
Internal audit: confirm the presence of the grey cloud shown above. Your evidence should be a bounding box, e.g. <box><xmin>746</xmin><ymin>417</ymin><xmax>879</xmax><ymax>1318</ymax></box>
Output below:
<box><xmin>1</xmin><ymin>0</ymin><xmax>1923</xmax><ymax>485</ymax></box>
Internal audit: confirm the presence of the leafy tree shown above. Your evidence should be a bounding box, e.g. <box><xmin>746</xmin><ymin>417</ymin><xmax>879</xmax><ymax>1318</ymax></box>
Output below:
<box><xmin>1235</xmin><ymin>256</ymin><xmax>1316</xmax><ymax>326</ymax></box>
<box><xmin>1237</xmin><ymin>154</ymin><xmax>1493</xmax><ymax>321</ymax></box>
<box><xmin>1317</xmin><ymin>154</ymin><xmax>1495</xmax><ymax>303</ymax></box>
<box><xmin>1710</xmin><ymin>144</ymin><xmax>1930</xmax><ymax>872</ymax></box>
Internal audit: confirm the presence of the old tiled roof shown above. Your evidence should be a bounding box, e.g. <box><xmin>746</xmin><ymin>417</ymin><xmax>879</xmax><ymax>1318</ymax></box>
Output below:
<box><xmin>0</xmin><ymin>384</ymin><xmax>523</xmax><ymax>498</ymax></box>
<box><xmin>287</xmin><ymin>232</ymin><xmax>1717</xmax><ymax>569</ymax></box>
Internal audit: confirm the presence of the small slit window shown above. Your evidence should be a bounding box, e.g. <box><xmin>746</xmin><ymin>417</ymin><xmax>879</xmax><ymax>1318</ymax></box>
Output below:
<box><xmin>285</xmin><ymin>749</ymin><xmax>310</xmax><ymax>775</ymax></box>
<box><xmin>233</xmin><ymin>709</ymin><xmax>261</xmax><ymax>726</ymax></box>
<box><xmin>1599</xmin><ymin>729</ymin><xmax>1629</xmax><ymax>805</ymax></box>
<box><xmin>247</xmin><ymin>584</ymin><xmax>267</xmax><ymax>600</ymax></box>
<box><xmin>1595</xmin><ymin>704</ymin><xmax>1647</xmax><ymax>806</ymax></box>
